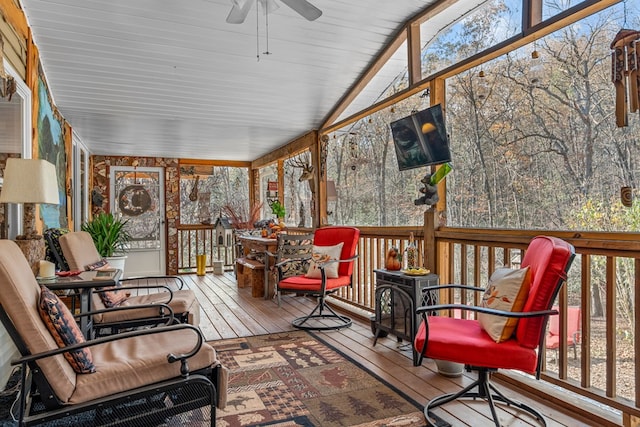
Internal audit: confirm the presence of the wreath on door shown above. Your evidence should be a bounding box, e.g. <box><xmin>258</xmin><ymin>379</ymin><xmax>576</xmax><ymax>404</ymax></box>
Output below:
<box><xmin>118</xmin><ymin>184</ymin><xmax>152</xmax><ymax>216</ymax></box>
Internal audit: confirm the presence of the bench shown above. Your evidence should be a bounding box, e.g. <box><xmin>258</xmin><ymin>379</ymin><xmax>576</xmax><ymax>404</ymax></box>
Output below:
<box><xmin>236</xmin><ymin>257</ymin><xmax>265</xmax><ymax>297</ymax></box>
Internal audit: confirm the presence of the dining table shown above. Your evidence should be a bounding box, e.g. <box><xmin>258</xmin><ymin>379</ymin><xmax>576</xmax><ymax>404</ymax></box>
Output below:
<box><xmin>236</xmin><ymin>235</ymin><xmax>277</xmax><ymax>299</ymax></box>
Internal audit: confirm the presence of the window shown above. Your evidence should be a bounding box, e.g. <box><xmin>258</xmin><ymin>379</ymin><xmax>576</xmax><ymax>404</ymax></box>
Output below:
<box><xmin>180</xmin><ymin>164</ymin><xmax>249</xmax><ymax>225</ymax></box>
<box><xmin>421</xmin><ymin>0</ymin><xmax>521</xmax><ymax>79</ymax></box>
<box><xmin>445</xmin><ymin>2</ymin><xmax>640</xmax><ymax>232</ymax></box>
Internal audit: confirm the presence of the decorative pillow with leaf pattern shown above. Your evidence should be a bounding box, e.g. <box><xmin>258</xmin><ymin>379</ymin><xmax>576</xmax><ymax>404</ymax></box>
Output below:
<box><xmin>278</xmin><ymin>237</ymin><xmax>313</xmax><ymax>279</ymax></box>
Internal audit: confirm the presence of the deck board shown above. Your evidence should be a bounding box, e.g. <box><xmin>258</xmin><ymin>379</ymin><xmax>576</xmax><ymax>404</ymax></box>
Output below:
<box><xmin>188</xmin><ymin>271</ymin><xmax>599</xmax><ymax>427</ymax></box>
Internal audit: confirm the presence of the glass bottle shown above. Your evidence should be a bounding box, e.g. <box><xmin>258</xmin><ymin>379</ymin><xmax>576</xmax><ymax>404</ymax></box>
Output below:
<box><xmin>405</xmin><ymin>232</ymin><xmax>417</xmax><ymax>269</ymax></box>
<box><xmin>430</xmin><ymin>162</ymin><xmax>452</xmax><ymax>185</ymax></box>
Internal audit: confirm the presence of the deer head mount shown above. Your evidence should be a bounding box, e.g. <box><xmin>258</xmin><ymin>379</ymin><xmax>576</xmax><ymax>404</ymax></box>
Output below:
<box><xmin>289</xmin><ymin>153</ymin><xmax>314</xmax><ymax>182</ymax></box>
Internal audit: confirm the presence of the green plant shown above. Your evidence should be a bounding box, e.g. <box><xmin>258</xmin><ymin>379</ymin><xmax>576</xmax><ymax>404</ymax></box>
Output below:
<box><xmin>269</xmin><ymin>200</ymin><xmax>286</xmax><ymax>218</ymax></box>
<box><xmin>81</xmin><ymin>212</ymin><xmax>132</xmax><ymax>257</ymax></box>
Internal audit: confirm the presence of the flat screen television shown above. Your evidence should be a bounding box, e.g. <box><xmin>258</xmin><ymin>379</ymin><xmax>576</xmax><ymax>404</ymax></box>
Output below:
<box><xmin>389</xmin><ymin>104</ymin><xmax>451</xmax><ymax>171</ymax></box>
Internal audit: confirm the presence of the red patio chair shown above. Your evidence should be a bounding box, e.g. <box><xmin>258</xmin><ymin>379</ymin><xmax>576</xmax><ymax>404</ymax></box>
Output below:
<box><xmin>274</xmin><ymin>226</ymin><xmax>360</xmax><ymax>330</ymax></box>
<box><xmin>414</xmin><ymin>235</ymin><xmax>575</xmax><ymax>426</ymax></box>
<box><xmin>547</xmin><ymin>305</ymin><xmax>581</xmax><ymax>360</ymax></box>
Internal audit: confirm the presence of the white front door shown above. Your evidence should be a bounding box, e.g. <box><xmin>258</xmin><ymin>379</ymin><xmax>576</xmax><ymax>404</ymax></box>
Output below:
<box><xmin>110</xmin><ymin>166</ymin><xmax>165</xmax><ymax>277</ymax></box>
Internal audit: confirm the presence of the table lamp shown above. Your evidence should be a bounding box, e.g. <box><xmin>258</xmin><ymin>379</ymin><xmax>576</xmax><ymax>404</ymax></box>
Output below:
<box><xmin>0</xmin><ymin>158</ymin><xmax>60</xmax><ymax>275</ymax></box>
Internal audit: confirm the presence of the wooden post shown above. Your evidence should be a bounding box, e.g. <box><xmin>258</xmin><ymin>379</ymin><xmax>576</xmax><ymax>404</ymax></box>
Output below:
<box><xmin>423</xmin><ymin>208</ymin><xmax>436</xmax><ymax>274</ymax></box>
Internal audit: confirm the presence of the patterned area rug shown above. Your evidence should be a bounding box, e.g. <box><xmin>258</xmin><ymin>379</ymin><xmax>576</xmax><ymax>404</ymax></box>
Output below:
<box><xmin>210</xmin><ymin>331</ymin><xmax>426</xmax><ymax>427</ymax></box>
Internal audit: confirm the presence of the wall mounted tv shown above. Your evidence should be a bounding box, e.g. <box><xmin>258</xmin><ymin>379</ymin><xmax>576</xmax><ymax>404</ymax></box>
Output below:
<box><xmin>389</xmin><ymin>104</ymin><xmax>451</xmax><ymax>171</ymax></box>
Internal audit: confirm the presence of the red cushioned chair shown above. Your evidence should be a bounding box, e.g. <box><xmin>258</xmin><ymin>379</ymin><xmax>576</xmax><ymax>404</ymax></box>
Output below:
<box><xmin>546</xmin><ymin>305</ymin><xmax>581</xmax><ymax>360</ymax></box>
<box><xmin>274</xmin><ymin>226</ymin><xmax>360</xmax><ymax>330</ymax></box>
<box><xmin>414</xmin><ymin>236</ymin><xmax>575</xmax><ymax>427</ymax></box>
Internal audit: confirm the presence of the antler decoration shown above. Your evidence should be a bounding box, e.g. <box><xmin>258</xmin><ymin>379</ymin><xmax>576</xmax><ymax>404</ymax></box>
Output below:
<box><xmin>0</xmin><ymin>35</ymin><xmax>17</xmax><ymax>101</ymax></box>
<box><xmin>611</xmin><ymin>29</ymin><xmax>640</xmax><ymax>127</ymax></box>
<box><xmin>289</xmin><ymin>152</ymin><xmax>314</xmax><ymax>182</ymax></box>
<box><xmin>288</xmin><ymin>152</ymin><xmax>316</xmax><ymax>226</ymax></box>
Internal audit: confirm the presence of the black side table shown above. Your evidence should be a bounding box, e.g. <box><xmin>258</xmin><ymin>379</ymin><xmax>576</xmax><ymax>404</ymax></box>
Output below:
<box><xmin>38</xmin><ymin>269</ymin><xmax>122</xmax><ymax>339</ymax></box>
<box><xmin>372</xmin><ymin>269</ymin><xmax>438</xmax><ymax>366</ymax></box>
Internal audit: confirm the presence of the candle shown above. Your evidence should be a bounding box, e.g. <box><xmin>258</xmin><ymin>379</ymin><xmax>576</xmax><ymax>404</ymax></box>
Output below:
<box><xmin>39</xmin><ymin>260</ymin><xmax>55</xmax><ymax>278</ymax></box>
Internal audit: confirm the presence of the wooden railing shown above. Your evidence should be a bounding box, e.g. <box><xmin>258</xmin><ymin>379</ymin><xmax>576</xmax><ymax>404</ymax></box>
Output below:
<box><xmin>436</xmin><ymin>229</ymin><xmax>640</xmax><ymax>424</ymax></box>
<box><xmin>333</xmin><ymin>227</ymin><xmax>639</xmax><ymax>425</ymax></box>
<box><xmin>176</xmin><ymin>224</ymin><xmax>236</xmax><ymax>273</ymax></box>
<box><xmin>176</xmin><ymin>223</ymin><xmax>638</xmax><ymax>424</ymax></box>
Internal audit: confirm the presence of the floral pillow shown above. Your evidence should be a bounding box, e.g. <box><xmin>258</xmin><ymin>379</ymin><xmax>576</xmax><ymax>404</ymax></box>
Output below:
<box><xmin>304</xmin><ymin>242</ymin><xmax>344</xmax><ymax>279</ymax></box>
<box><xmin>38</xmin><ymin>286</ymin><xmax>96</xmax><ymax>374</ymax></box>
<box><xmin>478</xmin><ymin>267</ymin><xmax>531</xmax><ymax>343</ymax></box>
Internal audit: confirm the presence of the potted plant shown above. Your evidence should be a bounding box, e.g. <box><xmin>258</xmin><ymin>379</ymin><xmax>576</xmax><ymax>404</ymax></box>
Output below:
<box><xmin>81</xmin><ymin>212</ymin><xmax>132</xmax><ymax>272</ymax></box>
<box><xmin>269</xmin><ymin>200</ymin><xmax>286</xmax><ymax>224</ymax></box>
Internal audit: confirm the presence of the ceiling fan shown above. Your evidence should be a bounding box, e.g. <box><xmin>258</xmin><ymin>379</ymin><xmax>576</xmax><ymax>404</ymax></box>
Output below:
<box><xmin>226</xmin><ymin>0</ymin><xmax>322</xmax><ymax>24</ymax></box>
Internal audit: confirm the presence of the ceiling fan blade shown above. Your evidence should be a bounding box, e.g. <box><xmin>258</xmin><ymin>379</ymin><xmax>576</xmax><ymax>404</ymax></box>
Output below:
<box><xmin>279</xmin><ymin>0</ymin><xmax>322</xmax><ymax>21</ymax></box>
<box><xmin>226</xmin><ymin>0</ymin><xmax>254</xmax><ymax>24</ymax></box>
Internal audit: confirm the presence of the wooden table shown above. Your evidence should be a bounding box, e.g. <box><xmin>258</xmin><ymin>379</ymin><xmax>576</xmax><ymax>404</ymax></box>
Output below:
<box><xmin>236</xmin><ymin>235</ymin><xmax>277</xmax><ymax>299</ymax></box>
<box><xmin>38</xmin><ymin>269</ymin><xmax>122</xmax><ymax>339</ymax></box>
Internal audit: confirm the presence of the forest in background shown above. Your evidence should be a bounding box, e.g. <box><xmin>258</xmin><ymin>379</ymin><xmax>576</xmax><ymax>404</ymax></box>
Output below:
<box><xmin>326</xmin><ymin>1</ymin><xmax>640</xmax><ymax>233</ymax></box>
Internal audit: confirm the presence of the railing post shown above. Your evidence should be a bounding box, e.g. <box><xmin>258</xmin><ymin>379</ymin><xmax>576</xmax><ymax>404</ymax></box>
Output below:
<box><xmin>424</xmin><ymin>208</ymin><xmax>436</xmax><ymax>273</ymax></box>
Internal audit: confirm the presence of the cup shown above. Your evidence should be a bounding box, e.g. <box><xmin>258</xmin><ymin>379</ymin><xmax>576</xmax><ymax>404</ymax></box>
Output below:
<box><xmin>196</xmin><ymin>254</ymin><xmax>206</xmax><ymax>276</ymax></box>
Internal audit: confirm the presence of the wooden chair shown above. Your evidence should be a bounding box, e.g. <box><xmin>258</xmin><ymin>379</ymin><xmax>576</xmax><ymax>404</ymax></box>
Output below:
<box><xmin>414</xmin><ymin>236</ymin><xmax>575</xmax><ymax>426</ymax></box>
<box><xmin>273</xmin><ymin>226</ymin><xmax>360</xmax><ymax>330</ymax></box>
<box><xmin>0</xmin><ymin>240</ymin><xmax>227</xmax><ymax>426</ymax></box>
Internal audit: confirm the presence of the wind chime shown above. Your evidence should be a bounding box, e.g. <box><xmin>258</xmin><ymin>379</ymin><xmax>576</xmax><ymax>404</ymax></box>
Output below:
<box><xmin>611</xmin><ymin>28</ymin><xmax>640</xmax><ymax>127</ymax></box>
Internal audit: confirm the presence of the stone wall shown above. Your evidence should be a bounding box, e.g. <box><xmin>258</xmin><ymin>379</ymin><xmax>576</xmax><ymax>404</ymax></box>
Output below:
<box><xmin>91</xmin><ymin>156</ymin><xmax>180</xmax><ymax>274</ymax></box>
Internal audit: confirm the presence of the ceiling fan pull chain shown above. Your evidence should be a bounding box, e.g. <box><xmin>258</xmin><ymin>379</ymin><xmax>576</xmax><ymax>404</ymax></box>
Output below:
<box><xmin>263</xmin><ymin>5</ymin><xmax>271</xmax><ymax>56</ymax></box>
<box><xmin>256</xmin><ymin>1</ymin><xmax>260</xmax><ymax>61</ymax></box>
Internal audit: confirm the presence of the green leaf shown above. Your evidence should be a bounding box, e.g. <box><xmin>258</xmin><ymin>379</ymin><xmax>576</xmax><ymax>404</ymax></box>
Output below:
<box><xmin>81</xmin><ymin>213</ymin><xmax>132</xmax><ymax>257</ymax></box>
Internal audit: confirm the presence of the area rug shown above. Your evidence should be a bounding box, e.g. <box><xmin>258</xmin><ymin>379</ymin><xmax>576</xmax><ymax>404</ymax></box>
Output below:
<box><xmin>210</xmin><ymin>330</ymin><xmax>426</xmax><ymax>427</ymax></box>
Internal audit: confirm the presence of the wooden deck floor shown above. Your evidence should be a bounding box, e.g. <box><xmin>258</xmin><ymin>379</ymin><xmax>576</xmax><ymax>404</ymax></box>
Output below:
<box><xmin>181</xmin><ymin>272</ymin><xmax>600</xmax><ymax>427</ymax></box>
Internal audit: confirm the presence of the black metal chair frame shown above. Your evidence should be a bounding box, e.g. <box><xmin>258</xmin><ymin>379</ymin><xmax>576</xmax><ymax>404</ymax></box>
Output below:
<box><xmin>0</xmin><ymin>304</ymin><xmax>219</xmax><ymax>427</ymax></box>
<box><xmin>272</xmin><ymin>232</ymin><xmax>357</xmax><ymax>331</ymax></box>
<box><xmin>45</xmin><ymin>228</ymin><xmax>190</xmax><ymax>336</ymax></box>
<box><xmin>415</xmin><ymin>250</ymin><xmax>575</xmax><ymax>427</ymax></box>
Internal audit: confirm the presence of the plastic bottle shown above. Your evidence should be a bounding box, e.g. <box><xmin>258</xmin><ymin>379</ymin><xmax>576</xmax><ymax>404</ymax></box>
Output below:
<box><xmin>405</xmin><ymin>232</ymin><xmax>417</xmax><ymax>269</ymax></box>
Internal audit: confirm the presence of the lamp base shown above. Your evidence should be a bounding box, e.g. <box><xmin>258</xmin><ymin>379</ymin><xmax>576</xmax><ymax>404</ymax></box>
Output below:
<box><xmin>15</xmin><ymin>238</ymin><xmax>45</xmax><ymax>277</ymax></box>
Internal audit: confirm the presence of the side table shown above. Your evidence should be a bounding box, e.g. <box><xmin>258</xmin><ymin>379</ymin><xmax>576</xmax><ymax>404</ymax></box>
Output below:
<box><xmin>372</xmin><ymin>269</ymin><xmax>439</xmax><ymax>366</ymax></box>
<box><xmin>38</xmin><ymin>269</ymin><xmax>122</xmax><ymax>339</ymax></box>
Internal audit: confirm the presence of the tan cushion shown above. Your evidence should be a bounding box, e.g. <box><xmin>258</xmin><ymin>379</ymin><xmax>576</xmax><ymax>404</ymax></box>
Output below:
<box><xmin>478</xmin><ymin>267</ymin><xmax>531</xmax><ymax>343</ymax></box>
<box><xmin>94</xmin><ymin>290</ymin><xmax>198</xmax><ymax>325</ymax></box>
<box><xmin>70</xmin><ymin>329</ymin><xmax>217</xmax><ymax>403</ymax></box>
<box><xmin>0</xmin><ymin>241</ymin><xmax>77</xmax><ymax>402</ymax></box>
<box><xmin>59</xmin><ymin>231</ymin><xmax>103</xmax><ymax>271</ymax></box>
<box><xmin>304</xmin><ymin>242</ymin><xmax>344</xmax><ymax>279</ymax></box>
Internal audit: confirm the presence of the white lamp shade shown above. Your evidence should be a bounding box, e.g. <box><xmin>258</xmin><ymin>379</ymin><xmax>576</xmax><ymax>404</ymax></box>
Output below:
<box><xmin>0</xmin><ymin>158</ymin><xmax>60</xmax><ymax>204</ymax></box>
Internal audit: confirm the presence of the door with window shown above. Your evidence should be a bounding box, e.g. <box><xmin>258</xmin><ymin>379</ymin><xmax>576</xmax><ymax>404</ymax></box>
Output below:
<box><xmin>110</xmin><ymin>166</ymin><xmax>165</xmax><ymax>276</ymax></box>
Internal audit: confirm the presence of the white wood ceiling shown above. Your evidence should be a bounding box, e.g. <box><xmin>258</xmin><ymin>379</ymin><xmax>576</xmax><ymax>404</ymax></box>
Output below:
<box><xmin>19</xmin><ymin>0</ymin><xmax>441</xmax><ymax>161</ymax></box>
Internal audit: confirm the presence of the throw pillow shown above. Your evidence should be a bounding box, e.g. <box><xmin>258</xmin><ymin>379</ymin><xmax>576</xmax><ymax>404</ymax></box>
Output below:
<box><xmin>38</xmin><ymin>286</ymin><xmax>96</xmax><ymax>374</ymax></box>
<box><xmin>278</xmin><ymin>236</ymin><xmax>313</xmax><ymax>279</ymax></box>
<box><xmin>478</xmin><ymin>267</ymin><xmax>531</xmax><ymax>343</ymax></box>
<box><xmin>85</xmin><ymin>258</ymin><xmax>110</xmax><ymax>271</ymax></box>
<box><xmin>98</xmin><ymin>285</ymin><xmax>128</xmax><ymax>308</ymax></box>
<box><xmin>304</xmin><ymin>242</ymin><xmax>344</xmax><ymax>279</ymax></box>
